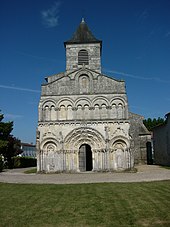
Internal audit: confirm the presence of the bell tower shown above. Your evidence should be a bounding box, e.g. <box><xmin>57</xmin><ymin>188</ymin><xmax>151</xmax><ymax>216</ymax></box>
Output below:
<box><xmin>64</xmin><ymin>18</ymin><xmax>102</xmax><ymax>73</ymax></box>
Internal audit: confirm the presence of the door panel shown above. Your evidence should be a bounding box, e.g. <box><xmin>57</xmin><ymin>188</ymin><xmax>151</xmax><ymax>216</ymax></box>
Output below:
<box><xmin>79</xmin><ymin>145</ymin><xmax>86</xmax><ymax>171</ymax></box>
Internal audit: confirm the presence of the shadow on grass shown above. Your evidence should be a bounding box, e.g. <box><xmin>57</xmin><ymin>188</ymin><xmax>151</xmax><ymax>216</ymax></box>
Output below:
<box><xmin>24</xmin><ymin>168</ymin><xmax>37</xmax><ymax>174</ymax></box>
<box><xmin>160</xmin><ymin>165</ymin><xmax>170</xmax><ymax>170</ymax></box>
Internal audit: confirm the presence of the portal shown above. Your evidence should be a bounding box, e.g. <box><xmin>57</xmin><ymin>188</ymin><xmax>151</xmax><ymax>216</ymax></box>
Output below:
<box><xmin>79</xmin><ymin>144</ymin><xmax>92</xmax><ymax>171</ymax></box>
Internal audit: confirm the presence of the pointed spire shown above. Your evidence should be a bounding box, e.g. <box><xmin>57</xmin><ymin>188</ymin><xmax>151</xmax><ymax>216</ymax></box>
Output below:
<box><xmin>64</xmin><ymin>19</ymin><xmax>102</xmax><ymax>46</ymax></box>
<box><xmin>81</xmin><ymin>17</ymin><xmax>85</xmax><ymax>23</ymax></box>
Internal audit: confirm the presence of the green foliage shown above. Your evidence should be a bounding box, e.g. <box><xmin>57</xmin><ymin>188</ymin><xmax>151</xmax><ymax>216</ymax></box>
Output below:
<box><xmin>6</xmin><ymin>136</ymin><xmax>22</xmax><ymax>168</ymax></box>
<box><xmin>0</xmin><ymin>111</ymin><xmax>22</xmax><ymax>168</ymax></box>
<box><xmin>11</xmin><ymin>156</ymin><xmax>37</xmax><ymax>168</ymax></box>
<box><xmin>0</xmin><ymin>156</ymin><xmax>3</xmax><ymax>172</ymax></box>
<box><xmin>0</xmin><ymin>112</ymin><xmax>13</xmax><ymax>155</ymax></box>
<box><xmin>0</xmin><ymin>113</ymin><xmax>13</xmax><ymax>139</ymax></box>
<box><xmin>143</xmin><ymin>117</ymin><xmax>165</xmax><ymax>131</ymax></box>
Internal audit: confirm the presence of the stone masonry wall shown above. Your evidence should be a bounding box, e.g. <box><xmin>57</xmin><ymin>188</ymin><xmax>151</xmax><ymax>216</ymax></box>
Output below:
<box><xmin>65</xmin><ymin>43</ymin><xmax>101</xmax><ymax>73</ymax></box>
<box><xmin>129</xmin><ymin>112</ymin><xmax>151</xmax><ymax>164</ymax></box>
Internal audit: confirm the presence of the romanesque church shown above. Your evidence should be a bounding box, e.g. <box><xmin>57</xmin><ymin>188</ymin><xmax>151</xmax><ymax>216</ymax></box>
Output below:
<box><xmin>36</xmin><ymin>19</ymin><xmax>151</xmax><ymax>172</ymax></box>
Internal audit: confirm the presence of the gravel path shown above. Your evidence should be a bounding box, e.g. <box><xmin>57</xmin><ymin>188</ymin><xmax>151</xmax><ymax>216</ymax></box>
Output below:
<box><xmin>0</xmin><ymin>165</ymin><xmax>170</xmax><ymax>184</ymax></box>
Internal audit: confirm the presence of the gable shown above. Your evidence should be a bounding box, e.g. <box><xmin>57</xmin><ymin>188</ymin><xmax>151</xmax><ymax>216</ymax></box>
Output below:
<box><xmin>96</xmin><ymin>74</ymin><xmax>125</xmax><ymax>94</ymax></box>
<box><xmin>41</xmin><ymin>69</ymin><xmax>126</xmax><ymax>96</ymax></box>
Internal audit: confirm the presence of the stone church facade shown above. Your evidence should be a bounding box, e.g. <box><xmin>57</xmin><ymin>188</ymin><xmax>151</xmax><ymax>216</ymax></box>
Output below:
<box><xmin>36</xmin><ymin>19</ymin><xmax>151</xmax><ymax>172</ymax></box>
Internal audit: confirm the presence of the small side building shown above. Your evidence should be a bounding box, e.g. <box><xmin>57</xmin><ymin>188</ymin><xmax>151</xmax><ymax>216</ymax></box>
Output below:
<box><xmin>129</xmin><ymin>112</ymin><xmax>152</xmax><ymax>165</ymax></box>
<box><xmin>153</xmin><ymin>113</ymin><xmax>170</xmax><ymax>166</ymax></box>
<box><xmin>21</xmin><ymin>143</ymin><xmax>36</xmax><ymax>158</ymax></box>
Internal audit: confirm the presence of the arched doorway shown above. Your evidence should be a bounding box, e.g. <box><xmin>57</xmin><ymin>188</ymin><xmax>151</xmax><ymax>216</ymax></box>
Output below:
<box><xmin>79</xmin><ymin>144</ymin><xmax>92</xmax><ymax>171</ymax></box>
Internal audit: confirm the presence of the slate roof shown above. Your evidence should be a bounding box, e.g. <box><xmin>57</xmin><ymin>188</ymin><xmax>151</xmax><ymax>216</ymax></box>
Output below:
<box><xmin>64</xmin><ymin>18</ymin><xmax>102</xmax><ymax>46</ymax></box>
<box><xmin>139</xmin><ymin>124</ymin><xmax>151</xmax><ymax>135</ymax></box>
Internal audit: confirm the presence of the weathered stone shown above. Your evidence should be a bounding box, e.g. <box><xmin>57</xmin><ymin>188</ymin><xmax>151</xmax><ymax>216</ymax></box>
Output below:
<box><xmin>37</xmin><ymin>19</ymin><xmax>151</xmax><ymax>173</ymax></box>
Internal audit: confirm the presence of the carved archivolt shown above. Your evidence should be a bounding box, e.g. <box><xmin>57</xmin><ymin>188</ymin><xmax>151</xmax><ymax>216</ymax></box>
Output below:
<box><xmin>64</xmin><ymin>127</ymin><xmax>105</xmax><ymax>150</ymax></box>
<box><xmin>40</xmin><ymin>137</ymin><xmax>60</xmax><ymax>151</ymax></box>
<box><xmin>109</xmin><ymin>136</ymin><xmax>130</xmax><ymax>151</ymax></box>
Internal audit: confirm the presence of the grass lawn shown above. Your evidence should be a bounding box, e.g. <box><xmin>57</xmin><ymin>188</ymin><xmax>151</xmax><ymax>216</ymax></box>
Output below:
<box><xmin>0</xmin><ymin>181</ymin><xmax>170</xmax><ymax>227</ymax></box>
<box><xmin>24</xmin><ymin>168</ymin><xmax>37</xmax><ymax>174</ymax></box>
<box><xmin>160</xmin><ymin>165</ymin><xmax>170</xmax><ymax>170</ymax></box>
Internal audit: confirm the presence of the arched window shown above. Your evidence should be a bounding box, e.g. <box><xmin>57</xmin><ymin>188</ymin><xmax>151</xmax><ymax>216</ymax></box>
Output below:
<box><xmin>78</xmin><ymin>49</ymin><xmax>89</xmax><ymax>65</ymax></box>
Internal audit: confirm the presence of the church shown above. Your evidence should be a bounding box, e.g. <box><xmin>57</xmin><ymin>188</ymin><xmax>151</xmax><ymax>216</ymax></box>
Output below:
<box><xmin>36</xmin><ymin>19</ymin><xmax>151</xmax><ymax>172</ymax></box>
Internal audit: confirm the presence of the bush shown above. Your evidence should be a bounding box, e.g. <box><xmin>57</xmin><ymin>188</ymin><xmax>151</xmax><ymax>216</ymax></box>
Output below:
<box><xmin>11</xmin><ymin>156</ymin><xmax>37</xmax><ymax>168</ymax></box>
<box><xmin>0</xmin><ymin>156</ymin><xmax>4</xmax><ymax>172</ymax></box>
<box><xmin>12</xmin><ymin>156</ymin><xmax>20</xmax><ymax>168</ymax></box>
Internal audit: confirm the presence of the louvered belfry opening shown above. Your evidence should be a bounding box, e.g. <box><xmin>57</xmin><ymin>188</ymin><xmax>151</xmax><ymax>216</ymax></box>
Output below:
<box><xmin>78</xmin><ymin>49</ymin><xmax>89</xmax><ymax>65</ymax></box>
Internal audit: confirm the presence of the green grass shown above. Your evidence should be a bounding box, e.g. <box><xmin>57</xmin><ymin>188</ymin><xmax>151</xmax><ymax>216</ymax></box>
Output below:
<box><xmin>0</xmin><ymin>181</ymin><xmax>170</xmax><ymax>227</ymax></box>
<box><xmin>24</xmin><ymin>168</ymin><xmax>37</xmax><ymax>174</ymax></box>
<box><xmin>160</xmin><ymin>165</ymin><xmax>170</xmax><ymax>170</ymax></box>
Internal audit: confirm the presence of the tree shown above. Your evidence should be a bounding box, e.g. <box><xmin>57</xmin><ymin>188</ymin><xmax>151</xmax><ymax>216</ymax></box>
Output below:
<box><xmin>0</xmin><ymin>156</ymin><xmax>3</xmax><ymax>172</ymax></box>
<box><xmin>5</xmin><ymin>136</ymin><xmax>22</xmax><ymax>168</ymax></box>
<box><xmin>143</xmin><ymin>117</ymin><xmax>165</xmax><ymax>131</ymax></box>
<box><xmin>0</xmin><ymin>112</ymin><xmax>13</xmax><ymax>155</ymax></box>
<box><xmin>0</xmin><ymin>111</ymin><xmax>22</xmax><ymax>168</ymax></box>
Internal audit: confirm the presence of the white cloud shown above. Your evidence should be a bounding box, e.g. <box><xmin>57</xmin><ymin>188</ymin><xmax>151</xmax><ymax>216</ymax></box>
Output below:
<box><xmin>104</xmin><ymin>69</ymin><xmax>170</xmax><ymax>83</ymax></box>
<box><xmin>41</xmin><ymin>1</ymin><xmax>61</xmax><ymax>28</ymax></box>
<box><xmin>4</xmin><ymin>113</ymin><xmax>23</xmax><ymax>120</ymax></box>
<box><xmin>0</xmin><ymin>85</ymin><xmax>40</xmax><ymax>93</ymax></box>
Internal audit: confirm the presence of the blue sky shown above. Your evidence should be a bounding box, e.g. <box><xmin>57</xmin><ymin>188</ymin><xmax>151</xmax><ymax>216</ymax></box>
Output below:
<box><xmin>1</xmin><ymin>0</ymin><xmax>170</xmax><ymax>143</ymax></box>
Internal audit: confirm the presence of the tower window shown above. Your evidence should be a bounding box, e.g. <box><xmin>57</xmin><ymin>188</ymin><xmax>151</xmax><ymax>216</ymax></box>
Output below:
<box><xmin>78</xmin><ymin>49</ymin><xmax>89</xmax><ymax>65</ymax></box>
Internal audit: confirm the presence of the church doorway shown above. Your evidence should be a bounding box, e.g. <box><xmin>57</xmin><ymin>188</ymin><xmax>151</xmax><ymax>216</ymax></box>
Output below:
<box><xmin>146</xmin><ymin>142</ymin><xmax>153</xmax><ymax>165</ymax></box>
<box><xmin>79</xmin><ymin>144</ymin><xmax>92</xmax><ymax>171</ymax></box>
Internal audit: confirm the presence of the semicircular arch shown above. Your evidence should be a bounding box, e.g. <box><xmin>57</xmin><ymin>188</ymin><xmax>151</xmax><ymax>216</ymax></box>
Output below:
<box><xmin>42</xmin><ymin>99</ymin><xmax>56</xmax><ymax>108</ymax></box>
<box><xmin>109</xmin><ymin>136</ymin><xmax>130</xmax><ymax>150</ymax></box>
<box><xmin>40</xmin><ymin>137</ymin><xmax>60</xmax><ymax>150</ymax></box>
<box><xmin>64</xmin><ymin>127</ymin><xmax>105</xmax><ymax>150</ymax></box>
<box><xmin>92</xmin><ymin>96</ymin><xmax>109</xmax><ymax>107</ymax></box>
<box><xmin>74</xmin><ymin>70</ymin><xmax>93</xmax><ymax>82</ymax></box>
<box><xmin>110</xmin><ymin>97</ymin><xmax>126</xmax><ymax>106</ymax></box>
<box><xmin>75</xmin><ymin>97</ymin><xmax>92</xmax><ymax>107</ymax></box>
<box><xmin>57</xmin><ymin>98</ymin><xmax>74</xmax><ymax>108</ymax></box>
